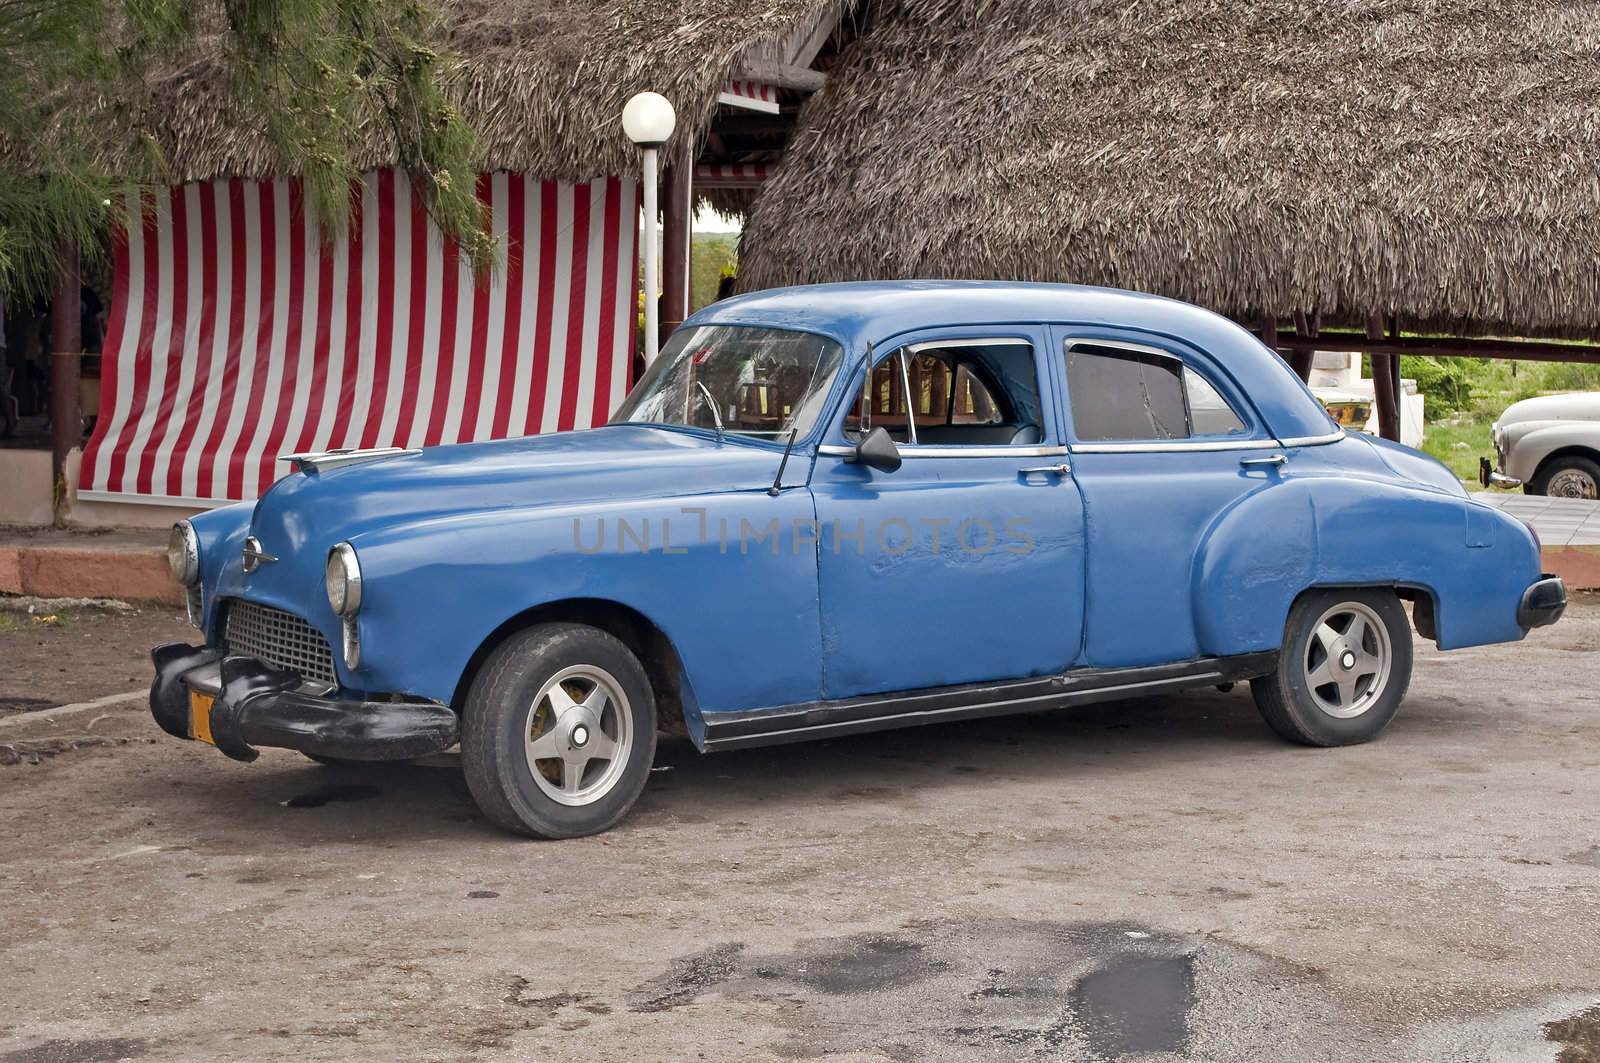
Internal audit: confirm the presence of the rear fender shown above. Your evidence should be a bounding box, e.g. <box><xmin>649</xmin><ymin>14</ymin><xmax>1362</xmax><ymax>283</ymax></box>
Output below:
<box><xmin>1193</xmin><ymin>479</ymin><xmax>1534</xmax><ymax>654</ymax></box>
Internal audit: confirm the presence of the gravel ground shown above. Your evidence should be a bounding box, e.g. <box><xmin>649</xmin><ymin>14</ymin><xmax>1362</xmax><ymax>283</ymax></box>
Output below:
<box><xmin>0</xmin><ymin>599</ymin><xmax>1597</xmax><ymax>1062</ymax></box>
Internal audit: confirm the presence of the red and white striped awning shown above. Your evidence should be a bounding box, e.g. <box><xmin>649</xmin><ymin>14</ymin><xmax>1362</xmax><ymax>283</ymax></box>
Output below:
<box><xmin>694</xmin><ymin>163</ymin><xmax>772</xmax><ymax>188</ymax></box>
<box><xmin>716</xmin><ymin>80</ymin><xmax>780</xmax><ymax>114</ymax></box>
<box><xmin>80</xmin><ymin>171</ymin><xmax>639</xmax><ymax>505</ymax></box>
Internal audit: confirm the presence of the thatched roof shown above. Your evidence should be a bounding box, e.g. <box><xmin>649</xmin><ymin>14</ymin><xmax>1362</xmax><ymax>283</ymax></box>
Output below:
<box><xmin>147</xmin><ymin>0</ymin><xmax>843</xmax><ymax>184</ymax></box>
<box><xmin>738</xmin><ymin>0</ymin><xmax>1600</xmax><ymax>338</ymax></box>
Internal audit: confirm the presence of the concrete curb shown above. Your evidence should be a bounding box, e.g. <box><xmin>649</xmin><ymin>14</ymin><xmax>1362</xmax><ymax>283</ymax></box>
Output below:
<box><xmin>1544</xmin><ymin>544</ymin><xmax>1600</xmax><ymax>592</ymax></box>
<box><xmin>0</xmin><ymin>545</ymin><xmax>183</xmax><ymax>605</ymax></box>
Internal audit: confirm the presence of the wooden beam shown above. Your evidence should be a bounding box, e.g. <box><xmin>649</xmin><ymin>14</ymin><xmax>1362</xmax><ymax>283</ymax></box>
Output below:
<box><xmin>1258</xmin><ymin>332</ymin><xmax>1600</xmax><ymax>365</ymax></box>
<box><xmin>734</xmin><ymin>59</ymin><xmax>826</xmax><ymax>92</ymax></box>
<box><xmin>783</xmin><ymin>4</ymin><xmax>840</xmax><ymax>67</ymax></box>
<box><xmin>708</xmin><ymin>113</ymin><xmax>797</xmax><ymax>137</ymax></box>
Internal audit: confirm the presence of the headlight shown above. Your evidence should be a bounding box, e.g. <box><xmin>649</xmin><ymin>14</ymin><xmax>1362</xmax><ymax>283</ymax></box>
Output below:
<box><xmin>325</xmin><ymin>543</ymin><xmax>362</xmax><ymax>617</ymax></box>
<box><xmin>167</xmin><ymin>521</ymin><xmax>200</xmax><ymax>586</ymax></box>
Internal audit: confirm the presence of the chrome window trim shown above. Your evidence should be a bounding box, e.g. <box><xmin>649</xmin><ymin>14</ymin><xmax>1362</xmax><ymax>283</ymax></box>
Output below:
<box><xmin>895</xmin><ymin>349</ymin><xmax>918</xmax><ymax>445</ymax></box>
<box><xmin>1277</xmin><ymin>429</ymin><xmax>1346</xmax><ymax>447</ymax></box>
<box><xmin>1068</xmin><ymin>429</ymin><xmax>1346</xmax><ymax>454</ymax></box>
<box><xmin>1063</xmin><ymin>335</ymin><xmax>1182</xmax><ymax>363</ymax></box>
<box><xmin>1070</xmin><ymin>439</ymin><xmax>1271</xmax><ymax>454</ymax></box>
<box><xmin>904</xmin><ymin>336</ymin><xmax>1033</xmax><ymax>353</ymax></box>
<box><xmin>820</xmin><ymin>444</ymin><xmax>1068</xmax><ymax>460</ymax></box>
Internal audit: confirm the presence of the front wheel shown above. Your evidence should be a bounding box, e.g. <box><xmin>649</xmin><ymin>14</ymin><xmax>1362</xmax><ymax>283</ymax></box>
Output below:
<box><xmin>1251</xmin><ymin>588</ymin><xmax>1412</xmax><ymax>747</ymax></box>
<box><xmin>1531</xmin><ymin>455</ymin><xmax>1600</xmax><ymax>499</ymax></box>
<box><xmin>461</xmin><ymin>623</ymin><xmax>657</xmax><ymax>839</ymax></box>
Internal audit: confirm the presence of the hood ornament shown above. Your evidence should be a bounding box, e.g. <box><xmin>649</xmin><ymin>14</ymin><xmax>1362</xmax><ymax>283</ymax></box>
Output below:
<box><xmin>241</xmin><ymin>536</ymin><xmax>279</xmax><ymax>573</ymax></box>
<box><xmin>281</xmin><ymin>447</ymin><xmax>421</xmax><ymax>474</ymax></box>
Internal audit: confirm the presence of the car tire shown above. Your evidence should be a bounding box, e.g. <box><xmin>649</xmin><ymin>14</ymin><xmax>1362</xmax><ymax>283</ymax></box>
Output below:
<box><xmin>1531</xmin><ymin>454</ymin><xmax>1600</xmax><ymax>500</ymax></box>
<box><xmin>461</xmin><ymin>623</ymin><xmax>657</xmax><ymax>839</ymax></box>
<box><xmin>1250</xmin><ymin>588</ymin><xmax>1412</xmax><ymax>747</ymax></box>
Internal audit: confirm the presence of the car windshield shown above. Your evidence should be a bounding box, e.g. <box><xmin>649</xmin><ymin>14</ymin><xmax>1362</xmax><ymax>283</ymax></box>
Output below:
<box><xmin>611</xmin><ymin>325</ymin><xmax>845</xmax><ymax>438</ymax></box>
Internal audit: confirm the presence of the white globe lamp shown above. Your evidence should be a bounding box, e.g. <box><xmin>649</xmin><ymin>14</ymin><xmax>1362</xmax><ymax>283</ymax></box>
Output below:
<box><xmin>623</xmin><ymin>92</ymin><xmax>677</xmax><ymax>363</ymax></box>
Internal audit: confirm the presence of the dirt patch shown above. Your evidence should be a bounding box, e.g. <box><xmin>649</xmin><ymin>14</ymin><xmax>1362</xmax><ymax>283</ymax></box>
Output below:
<box><xmin>0</xmin><ymin>603</ymin><xmax>193</xmax><ymax>709</ymax></box>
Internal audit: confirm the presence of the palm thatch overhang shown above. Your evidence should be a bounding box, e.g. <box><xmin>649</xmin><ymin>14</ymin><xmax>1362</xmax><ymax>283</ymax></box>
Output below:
<box><xmin>140</xmin><ymin>0</ymin><xmax>846</xmax><ymax>185</ymax></box>
<box><xmin>738</xmin><ymin>0</ymin><xmax>1600</xmax><ymax>341</ymax></box>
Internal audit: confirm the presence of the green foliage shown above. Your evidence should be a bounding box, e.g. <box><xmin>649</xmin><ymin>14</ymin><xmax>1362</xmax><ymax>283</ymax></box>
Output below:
<box><xmin>1397</xmin><ymin>355</ymin><xmax>1488</xmax><ymax>416</ymax></box>
<box><xmin>0</xmin><ymin>0</ymin><xmax>487</xmax><ymax>300</ymax></box>
<box><xmin>691</xmin><ymin>232</ymin><xmax>738</xmax><ymax>311</ymax></box>
<box><xmin>1419</xmin><ymin>358</ymin><xmax>1600</xmax><ymax>484</ymax></box>
<box><xmin>221</xmin><ymin>0</ymin><xmax>491</xmax><ymax>266</ymax></box>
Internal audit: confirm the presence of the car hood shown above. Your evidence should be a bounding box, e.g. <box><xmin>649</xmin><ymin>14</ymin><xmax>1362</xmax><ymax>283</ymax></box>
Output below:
<box><xmin>245</xmin><ymin>425</ymin><xmax>789</xmax><ymax>556</ymax></box>
<box><xmin>1496</xmin><ymin>392</ymin><xmax>1600</xmax><ymax>427</ymax></box>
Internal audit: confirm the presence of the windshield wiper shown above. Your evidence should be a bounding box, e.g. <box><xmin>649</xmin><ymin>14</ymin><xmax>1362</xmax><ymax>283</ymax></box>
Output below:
<box><xmin>695</xmin><ymin>382</ymin><xmax>725</xmax><ymax>442</ymax></box>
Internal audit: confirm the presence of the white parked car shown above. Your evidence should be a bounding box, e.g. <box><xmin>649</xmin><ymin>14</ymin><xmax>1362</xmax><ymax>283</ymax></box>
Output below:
<box><xmin>1481</xmin><ymin>392</ymin><xmax>1600</xmax><ymax>498</ymax></box>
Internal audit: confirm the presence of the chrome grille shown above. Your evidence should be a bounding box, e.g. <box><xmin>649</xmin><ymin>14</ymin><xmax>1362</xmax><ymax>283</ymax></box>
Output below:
<box><xmin>223</xmin><ymin>600</ymin><xmax>338</xmax><ymax>689</ymax></box>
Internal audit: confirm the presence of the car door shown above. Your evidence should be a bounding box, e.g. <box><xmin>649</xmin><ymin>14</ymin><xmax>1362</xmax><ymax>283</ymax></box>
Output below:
<box><xmin>810</xmin><ymin>327</ymin><xmax>1087</xmax><ymax>700</ymax></box>
<box><xmin>1052</xmin><ymin>327</ymin><xmax>1286</xmax><ymax>668</ymax></box>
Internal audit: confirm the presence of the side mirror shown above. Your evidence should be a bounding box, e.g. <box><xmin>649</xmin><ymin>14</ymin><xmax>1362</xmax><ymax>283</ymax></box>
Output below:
<box><xmin>853</xmin><ymin>426</ymin><xmax>902</xmax><ymax>473</ymax></box>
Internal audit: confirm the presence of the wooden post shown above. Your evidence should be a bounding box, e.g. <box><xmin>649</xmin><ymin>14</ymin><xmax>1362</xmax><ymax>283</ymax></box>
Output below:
<box><xmin>49</xmin><ymin>239</ymin><xmax>82</xmax><ymax>523</ymax></box>
<box><xmin>660</xmin><ymin>135</ymin><xmax>694</xmax><ymax>340</ymax></box>
<box><xmin>1388</xmin><ymin>314</ymin><xmax>1403</xmax><ymax>430</ymax></box>
<box><xmin>1260</xmin><ymin>313</ymin><xmax>1279</xmax><ymax>359</ymax></box>
<box><xmin>1368</xmin><ymin>312</ymin><xmax>1399</xmax><ymax>442</ymax></box>
<box><xmin>1288</xmin><ymin>311</ymin><xmax>1314</xmax><ymax>381</ymax></box>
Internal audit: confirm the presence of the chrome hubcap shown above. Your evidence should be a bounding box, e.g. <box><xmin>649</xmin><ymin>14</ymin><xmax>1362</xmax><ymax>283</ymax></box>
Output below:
<box><xmin>523</xmin><ymin>665</ymin><xmax>632</xmax><ymax>807</ymax></box>
<box><xmin>1547</xmin><ymin>470</ymin><xmax>1598</xmax><ymax>499</ymax></box>
<box><xmin>1304</xmin><ymin>602</ymin><xmax>1391</xmax><ymax>719</ymax></box>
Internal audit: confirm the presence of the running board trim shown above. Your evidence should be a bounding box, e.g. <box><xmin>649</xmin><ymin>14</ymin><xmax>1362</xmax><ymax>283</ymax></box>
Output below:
<box><xmin>699</xmin><ymin>652</ymin><xmax>1279</xmax><ymax>752</ymax></box>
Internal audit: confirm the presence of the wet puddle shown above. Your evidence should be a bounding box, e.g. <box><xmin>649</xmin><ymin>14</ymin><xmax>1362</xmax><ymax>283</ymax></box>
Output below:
<box><xmin>1546</xmin><ymin>1003</ymin><xmax>1600</xmax><ymax>1061</ymax></box>
<box><xmin>0</xmin><ymin>1037</ymin><xmax>148</xmax><ymax>1062</ymax></box>
<box><xmin>1070</xmin><ymin>952</ymin><xmax>1194</xmax><ymax>1056</ymax></box>
<box><xmin>281</xmin><ymin>783</ymin><xmax>382</xmax><ymax>808</ymax></box>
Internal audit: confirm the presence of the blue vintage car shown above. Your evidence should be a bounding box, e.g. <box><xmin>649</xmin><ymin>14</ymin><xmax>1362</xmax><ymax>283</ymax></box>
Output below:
<box><xmin>152</xmin><ymin>281</ymin><xmax>1567</xmax><ymax>837</ymax></box>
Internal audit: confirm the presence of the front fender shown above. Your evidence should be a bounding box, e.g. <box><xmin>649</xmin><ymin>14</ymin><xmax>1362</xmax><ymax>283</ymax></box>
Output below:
<box><xmin>341</xmin><ymin>490</ymin><xmax>824</xmax><ymax>719</ymax></box>
<box><xmin>188</xmin><ymin>501</ymin><xmax>254</xmax><ymax>637</ymax></box>
<box><xmin>1194</xmin><ymin>479</ymin><xmax>1540</xmax><ymax>655</ymax></box>
<box><xmin>1505</xmin><ymin>423</ymin><xmax>1599</xmax><ymax>483</ymax></box>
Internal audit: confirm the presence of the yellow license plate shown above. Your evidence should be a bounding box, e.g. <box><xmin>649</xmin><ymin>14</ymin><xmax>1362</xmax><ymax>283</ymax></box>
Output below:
<box><xmin>189</xmin><ymin>690</ymin><xmax>216</xmax><ymax>745</ymax></box>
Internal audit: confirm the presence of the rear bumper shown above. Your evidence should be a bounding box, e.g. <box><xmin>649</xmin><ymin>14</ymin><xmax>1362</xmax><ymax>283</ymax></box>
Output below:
<box><xmin>149</xmin><ymin>642</ymin><xmax>459</xmax><ymax>763</ymax></box>
<box><xmin>1518</xmin><ymin>574</ymin><xmax>1567</xmax><ymax>630</ymax></box>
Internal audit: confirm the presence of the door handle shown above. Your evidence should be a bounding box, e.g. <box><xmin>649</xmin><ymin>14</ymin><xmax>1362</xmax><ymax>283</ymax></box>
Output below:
<box><xmin>1019</xmin><ymin>463</ymin><xmax>1071</xmax><ymax>477</ymax></box>
<box><xmin>1240</xmin><ymin>454</ymin><xmax>1287</xmax><ymax>468</ymax></box>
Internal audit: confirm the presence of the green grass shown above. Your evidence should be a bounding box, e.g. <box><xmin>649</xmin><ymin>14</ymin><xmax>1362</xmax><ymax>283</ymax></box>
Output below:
<box><xmin>1419</xmin><ymin>417</ymin><xmax>1491</xmax><ymax>484</ymax></box>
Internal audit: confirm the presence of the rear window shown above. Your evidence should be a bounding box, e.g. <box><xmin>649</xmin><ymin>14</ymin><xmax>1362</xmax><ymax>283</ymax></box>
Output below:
<box><xmin>1065</xmin><ymin>342</ymin><xmax>1246</xmax><ymax>442</ymax></box>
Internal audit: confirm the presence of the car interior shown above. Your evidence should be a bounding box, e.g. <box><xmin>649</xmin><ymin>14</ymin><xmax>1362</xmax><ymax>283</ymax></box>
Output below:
<box><xmin>844</xmin><ymin>342</ymin><xmax>1045</xmax><ymax>445</ymax></box>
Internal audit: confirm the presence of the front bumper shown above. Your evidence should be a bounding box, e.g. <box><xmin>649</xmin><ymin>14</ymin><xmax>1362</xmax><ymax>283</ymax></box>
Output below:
<box><xmin>1479</xmin><ymin>456</ymin><xmax>1522</xmax><ymax>490</ymax></box>
<box><xmin>149</xmin><ymin>642</ymin><xmax>459</xmax><ymax>763</ymax></box>
<box><xmin>1518</xmin><ymin>574</ymin><xmax>1567</xmax><ymax>630</ymax></box>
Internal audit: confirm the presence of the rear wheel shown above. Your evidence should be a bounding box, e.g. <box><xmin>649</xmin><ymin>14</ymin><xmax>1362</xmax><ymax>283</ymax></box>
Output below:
<box><xmin>1531</xmin><ymin>455</ymin><xmax>1600</xmax><ymax>499</ymax></box>
<box><xmin>1251</xmin><ymin>588</ymin><xmax>1412</xmax><ymax>747</ymax></box>
<box><xmin>461</xmin><ymin>623</ymin><xmax>657</xmax><ymax>839</ymax></box>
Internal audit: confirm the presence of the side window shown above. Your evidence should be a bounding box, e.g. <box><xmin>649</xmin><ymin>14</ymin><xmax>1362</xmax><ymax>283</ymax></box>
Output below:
<box><xmin>1184</xmin><ymin>371</ymin><xmax>1247</xmax><ymax>437</ymax></box>
<box><xmin>844</xmin><ymin>340</ymin><xmax>1044</xmax><ymax>445</ymax></box>
<box><xmin>1065</xmin><ymin>342</ymin><xmax>1246</xmax><ymax>442</ymax></box>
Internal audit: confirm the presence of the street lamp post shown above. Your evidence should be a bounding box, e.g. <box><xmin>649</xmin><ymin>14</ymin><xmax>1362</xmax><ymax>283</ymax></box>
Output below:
<box><xmin>622</xmin><ymin>92</ymin><xmax>677</xmax><ymax>364</ymax></box>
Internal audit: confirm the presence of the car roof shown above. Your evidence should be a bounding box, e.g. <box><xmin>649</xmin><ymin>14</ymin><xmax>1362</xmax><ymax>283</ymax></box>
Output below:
<box><xmin>687</xmin><ymin>281</ymin><xmax>1338</xmax><ymax>442</ymax></box>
